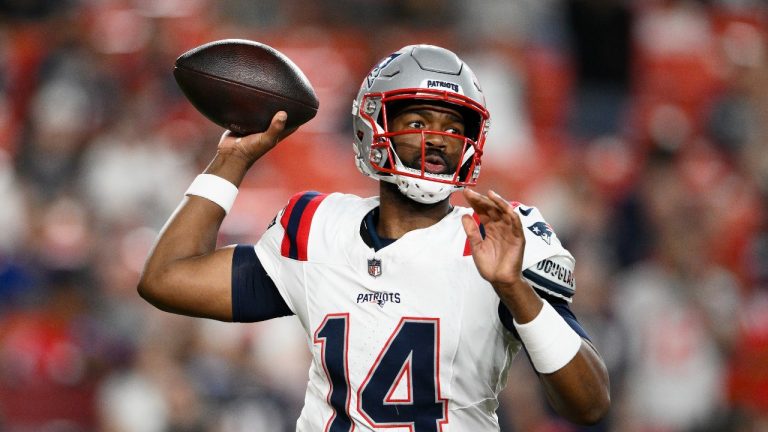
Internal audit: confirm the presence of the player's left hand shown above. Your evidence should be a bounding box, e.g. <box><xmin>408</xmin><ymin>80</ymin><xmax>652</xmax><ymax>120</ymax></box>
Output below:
<box><xmin>461</xmin><ymin>188</ymin><xmax>526</xmax><ymax>289</ymax></box>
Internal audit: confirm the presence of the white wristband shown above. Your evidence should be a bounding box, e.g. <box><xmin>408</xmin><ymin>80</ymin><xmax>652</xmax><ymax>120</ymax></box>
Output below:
<box><xmin>513</xmin><ymin>301</ymin><xmax>582</xmax><ymax>374</ymax></box>
<box><xmin>185</xmin><ymin>174</ymin><xmax>239</xmax><ymax>214</ymax></box>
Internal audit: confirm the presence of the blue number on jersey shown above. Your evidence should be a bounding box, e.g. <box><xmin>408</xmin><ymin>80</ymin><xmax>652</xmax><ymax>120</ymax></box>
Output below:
<box><xmin>315</xmin><ymin>315</ymin><xmax>354</xmax><ymax>432</ymax></box>
<box><xmin>315</xmin><ymin>316</ymin><xmax>447</xmax><ymax>431</ymax></box>
<box><xmin>359</xmin><ymin>319</ymin><xmax>447</xmax><ymax>431</ymax></box>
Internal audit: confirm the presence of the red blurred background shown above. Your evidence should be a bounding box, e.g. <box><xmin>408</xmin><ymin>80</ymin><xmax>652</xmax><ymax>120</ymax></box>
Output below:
<box><xmin>0</xmin><ymin>1</ymin><xmax>767</xmax><ymax>431</ymax></box>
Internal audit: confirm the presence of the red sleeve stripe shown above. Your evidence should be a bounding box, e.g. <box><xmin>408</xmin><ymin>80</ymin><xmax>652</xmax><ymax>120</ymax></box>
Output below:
<box><xmin>280</xmin><ymin>191</ymin><xmax>328</xmax><ymax>261</ymax></box>
<box><xmin>295</xmin><ymin>194</ymin><xmax>326</xmax><ymax>261</ymax></box>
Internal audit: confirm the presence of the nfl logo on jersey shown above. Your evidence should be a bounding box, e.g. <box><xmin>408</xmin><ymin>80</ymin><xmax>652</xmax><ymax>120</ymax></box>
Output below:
<box><xmin>367</xmin><ymin>258</ymin><xmax>382</xmax><ymax>277</ymax></box>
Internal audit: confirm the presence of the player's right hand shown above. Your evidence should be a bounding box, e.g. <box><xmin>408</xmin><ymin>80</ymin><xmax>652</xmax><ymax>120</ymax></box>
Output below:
<box><xmin>217</xmin><ymin>111</ymin><xmax>295</xmax><ymax>165</ymax></box>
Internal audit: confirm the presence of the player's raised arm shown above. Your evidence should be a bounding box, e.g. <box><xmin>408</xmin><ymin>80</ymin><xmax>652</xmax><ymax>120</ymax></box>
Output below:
<box><xmin>462</xmin><ymin>188</ymin><xmax>610</xmax><ymax>425</ymax></box>
<box><xmin>137</xmin><ymin>112</ymin><xmax>290</xmax><ymax>321</ymax></box>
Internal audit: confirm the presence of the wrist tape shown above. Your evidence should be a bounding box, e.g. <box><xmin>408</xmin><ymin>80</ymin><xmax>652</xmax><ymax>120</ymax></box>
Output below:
<box><xmin>513</xmin><ymin>301</ymin><xmax>583</xmax><ymax>374</ymax></box>
<box><xmin>185</xmin><ymin>174</ymin><xmax>239</xmax><ymax>214</ymax></box>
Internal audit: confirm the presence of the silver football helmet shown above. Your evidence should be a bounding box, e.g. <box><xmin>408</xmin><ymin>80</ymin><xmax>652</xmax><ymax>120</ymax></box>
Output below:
<box><xmin>352</xmin><ymin>45</ymin><xmax>490</xmax><ymax>204</ymax></box>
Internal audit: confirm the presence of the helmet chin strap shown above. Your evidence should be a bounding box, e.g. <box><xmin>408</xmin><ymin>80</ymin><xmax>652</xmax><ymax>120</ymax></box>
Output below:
<box><xmin>382</xmin><ymin>150</ymin><xmax>460</xmax><ymax>204</ymax></box>
<box><xmin>395</xmin><ymin>176</ymin><xmax>458</xmax><ymax>204</ymax></box>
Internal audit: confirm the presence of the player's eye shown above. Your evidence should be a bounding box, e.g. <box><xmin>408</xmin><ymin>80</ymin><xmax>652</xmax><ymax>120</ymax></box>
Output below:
<box><xmin>406</xmin><ymin>120</ymin><xmax>425</xmax><ymax>129</ymax></box>
<box><xmin>446</xmin><ymin>126</ymin><xmax>464</xmax><ymax>135</ymax></box>
<box><xmin>444</xmin><ymin>121</ymin><xmax>465</xmax><ymax>135</ymax></box>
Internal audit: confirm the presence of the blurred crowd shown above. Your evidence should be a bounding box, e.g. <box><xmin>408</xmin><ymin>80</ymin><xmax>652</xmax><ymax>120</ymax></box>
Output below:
<box><xmin>0</xmin><ymin>0</ymin><xmax>767</xmax><ymax>431</ymax></box>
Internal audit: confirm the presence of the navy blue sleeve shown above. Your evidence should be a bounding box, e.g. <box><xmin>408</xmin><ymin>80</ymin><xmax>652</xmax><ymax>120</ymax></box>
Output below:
<box><xmin>231</xmin><ymin>244</ymin><xmax>294</xmax><ymax>322</ymax></box>
<box><xmin>497</xmin><ymin>293</ymin><xmax>591</xmax><ymax>341</ymax></box>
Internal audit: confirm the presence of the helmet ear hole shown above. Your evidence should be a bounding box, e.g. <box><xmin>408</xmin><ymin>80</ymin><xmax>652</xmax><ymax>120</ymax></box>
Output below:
<box><xmin>375</xmin><ymin>147</ymin><xmax>393</xmax><ymax>170</ymax></box>
<box><xmin>356</xmin><ymin>130</ymin><xmax>364</xmax><ymax>140</ymax></box>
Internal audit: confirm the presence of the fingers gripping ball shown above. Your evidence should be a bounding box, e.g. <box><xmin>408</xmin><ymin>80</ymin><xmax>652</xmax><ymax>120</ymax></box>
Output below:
<box><xmin>174</xmin><ymin>39</ymin><xmax>319</xmax><ymax>135</ymax></box>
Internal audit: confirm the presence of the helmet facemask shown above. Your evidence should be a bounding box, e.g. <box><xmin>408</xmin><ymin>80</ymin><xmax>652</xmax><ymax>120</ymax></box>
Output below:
<box><xmin>356</xmin><ymin>89</ymin><xmax>489</xmax><ymax>204</ymax></box>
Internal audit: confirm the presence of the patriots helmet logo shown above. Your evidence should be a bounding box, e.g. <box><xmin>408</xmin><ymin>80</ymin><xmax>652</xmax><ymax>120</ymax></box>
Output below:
<box><xmin>366</xmin><ymin>53</ymin><xmax>401</xmax><ymax>88</ymax></box>
<box><xmin>527</xmin><ymin>221</ymin><xmax>554</xmax><ymax>245</ymax></box>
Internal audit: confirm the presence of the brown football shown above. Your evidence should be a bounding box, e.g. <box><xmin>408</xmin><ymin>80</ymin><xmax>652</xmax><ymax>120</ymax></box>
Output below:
<box><xmin>173</xmin><ymin>39</ymin><xmax>319</xmax><ymax>135</ymax></box>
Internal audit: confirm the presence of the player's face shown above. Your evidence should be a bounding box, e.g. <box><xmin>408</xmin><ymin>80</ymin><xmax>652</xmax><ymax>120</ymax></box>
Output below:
<box><xmin>388</xmin><ymin>104</ymin><xmax>466</xmax><ymax>175</ymax></box>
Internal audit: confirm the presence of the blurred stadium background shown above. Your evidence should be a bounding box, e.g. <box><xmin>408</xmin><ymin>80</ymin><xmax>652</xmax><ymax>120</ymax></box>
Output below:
<box><xmin>0</xmin><ymin>0</ymin><xmax>767</xmax><ymax>431</ymax></box>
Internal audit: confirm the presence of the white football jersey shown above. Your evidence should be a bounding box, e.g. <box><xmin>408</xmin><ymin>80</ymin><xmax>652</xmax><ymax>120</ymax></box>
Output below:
<box><xmin>254</xmin><ymin>192</ymin><xmax>575</xmax><ymax>432</ymax></box>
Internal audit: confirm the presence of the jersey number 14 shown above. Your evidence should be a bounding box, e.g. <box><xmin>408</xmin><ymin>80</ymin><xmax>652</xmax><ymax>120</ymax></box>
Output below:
<box><xmin>314</xmin><ymin>314</ymin><xmax>448</xmax><ymax>431</ymax></box>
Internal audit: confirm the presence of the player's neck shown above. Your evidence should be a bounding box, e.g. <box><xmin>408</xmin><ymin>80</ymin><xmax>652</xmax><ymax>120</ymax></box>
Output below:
<box><xmin>376</xmin><ymin>182</ymin><xmax>453</xmax><ymax>239</ymax></box>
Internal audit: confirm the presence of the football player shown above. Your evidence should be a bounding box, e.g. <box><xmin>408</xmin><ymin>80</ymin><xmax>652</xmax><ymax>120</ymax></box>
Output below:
<box><xmin>138</xmin><ymin>45</ymin><xmax>610</xmax><ymax>431</ymax></box>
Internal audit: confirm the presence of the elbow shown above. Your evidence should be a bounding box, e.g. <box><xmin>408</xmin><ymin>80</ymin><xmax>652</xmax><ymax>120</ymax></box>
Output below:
<box><xmin>136</xmin><ymin>273</ymin><xmax>156</xmax><ymax>305</ymax></box>
<box><xmin>136</xmin><ymin>275</ymin><xmax>152</xmax><ymax>302</ymax></box>
<box><xmin>570</xmin><ymin>392</ymin><xmax>611</xmax><ymax>426</ymax></box>
<box><xmin>548</xmin><ymin>375</ymin><xmax>611</xmax><ymax>426</ymax></box>
<box><xmin>567</xmin><ymin>342</ymin><xmax>612</xmax><ymax>425</ymax></box>
<box><xmin>136</xmin><ymin>270</ymin><xmax>169</xmax><ymax>310</ymax></box>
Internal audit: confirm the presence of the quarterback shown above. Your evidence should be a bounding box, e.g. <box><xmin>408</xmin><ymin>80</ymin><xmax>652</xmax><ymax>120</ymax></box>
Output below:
<box><xmin>138</xmin><ymin>45</ymin><xmax>610</xmax><ymax>431</ymax></box>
